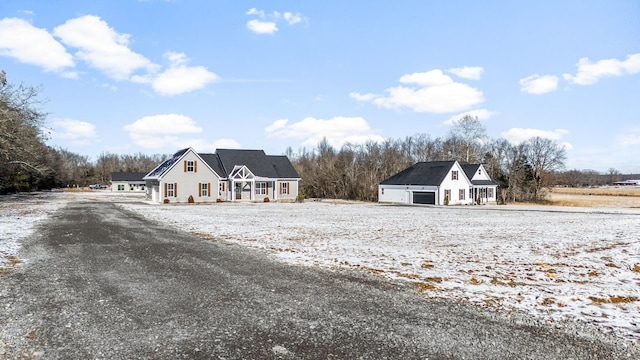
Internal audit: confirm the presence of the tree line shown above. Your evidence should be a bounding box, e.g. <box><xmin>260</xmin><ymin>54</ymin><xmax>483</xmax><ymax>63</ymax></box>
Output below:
<box><xmin>1</xmin><ymin>71</ymin><xmax>634</xmax><ymax>198</ymax></box>
<box><xmin>0</xmin><ymin>71</ymin><xmax>167</xmax><ymax>194</ymax></box>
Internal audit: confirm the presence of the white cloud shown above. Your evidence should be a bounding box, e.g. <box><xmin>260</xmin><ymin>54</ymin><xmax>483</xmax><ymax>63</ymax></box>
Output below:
<box><xmin>447</xmin><ymin>66</ymin><xmax>484</xmax><ymax>80</ymax></box>
<box><xmin>519</xmin><ymin>74</ymin><xmax>559</xmax><ymax>94</ymax></box>
<box><xmin>247</xmin><ymin>19</ymin><xmax>278</xmax><ymax>34</ymax></box>
<box><xmin>283</xmin><ymin>12</ymin><xmax>303</xmax><ymax>25</ymax></box>
<box><xmin>444</xmin><ymin>109</ymin><xmax>496</xmax><ymax>125</ymax></box>
<box><xmin>264</xmin><ymin>116</ymin><xmax>384</xmax><ymax>148</ymax></box>
<box><xmin>53</xmin><ymin>15</ymin><xmax>157</xmax><ymax>80</ymax></box>
<box><xmin>124</xmin><ymin>114</ymin><xmax>204</xmax><ymax>149</ymax></box>
<box><xmin>400</xmin><ymin>69</ymin><xmax>452</xmax><ymax>86</ymax></box>
<box><xmin>348</xmin><ymin>92</ymin><xmax>378</xmax><ymax>102</ymax></box>
<box><xmin>501</xmin><ymin>128</ymin><xmax>569</xmax><ymax>144</ymax></box>
<box><xmin>150</xmin><ymin>51</ymin><xmax>219</xmax><ymax>96</ymax></box>
<box><xmin>563</xmin><ymin>53</ymin><xmax>640</xmax><ymax>85</ymax></box>
<box><xmin>49</xmin><ymin>119</ymin><xmax>97</xmax><ymax>145</ymax></box>
<box><xmin>245</xmin><ymin>8</ymin><xmax>304</xmax><ymax>34</ymax></box>
<box><xmin>0</xmin><ymin>17</ymin><xmax>74</xmax><ymax>72</ymax></box>
<box><xmin>124</xmin><ymin>114</ymin><xmax>202</xmax><ymax>135</ymax></box>
<box><xmin>246</xmin><ymin>8</ymin><xmax>264</xmax><ymax>17</ymax></box>
<box><xmin>352</xmin><ymin>69</ymin><xmax>484</xmax><ymax>114</ymax></box>
<box><xmin>212</xmin><ymin>138</ymin><xmax>242</xmax><ymax>150</ymax></box>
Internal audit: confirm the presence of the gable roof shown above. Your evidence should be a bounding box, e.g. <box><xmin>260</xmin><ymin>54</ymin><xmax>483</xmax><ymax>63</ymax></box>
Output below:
<box><xmin>111</xmin><ymin>172</ymin><xmax>147</xmax><ymax>182</ymax></box>
<box><xmin>380</xmin><ymin>161</ymin><xmax>457</xmax><ymax>186</ymax></box>
<box><xmin>461</xmin><ymin>163</ymin><xmax>498</xmax><ymax>186</ymax></box>
<box><xmin>144</xmin><ymin>148</ymin><xmax>300</xmax><ymax>181</ymax></box>
<box><xmin>461</xmin><ymin>163</ymin><xmax>480</xmax><ymax>180</ymax></box>
<box><xmin>215</xmin><ymin>149</ymin><xmax>299</xmax><ymax>179</ymax></box>
<box><xmin>144</xmin><ymin>148</ymin><xmax>190</xmax><ymax>179</ymax></box>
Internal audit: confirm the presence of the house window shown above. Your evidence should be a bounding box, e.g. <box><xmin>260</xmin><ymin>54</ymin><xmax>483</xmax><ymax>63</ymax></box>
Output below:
<box><xmin>459</xmin><ymin>189</ymin><xmax>465</xmax><ymax>200</ymax></box>
<box><xmin>281</xmin><ymin>182</ymin><xmax>289</xmax><ymax>195</ymax></box>
<box><xmin>469</xmin><ymin>188</ymin><xmax>473</xmax><ymax>199</ymax></box>
<box><xmin>452</xmin><ymin>171</ymin><xmax>458</xmax><ymax>180</ymax></box>
<box><xmin>117</xmin><ymin>184</ymin><xmax>125</xmax><ymax>191</ymax></box>
<box><xmin>256</xmin><ymin>182</ymin><xmax>266</xmax><ymax>195</ymax></box>
<box><xmin>201</xmin><ymin>183</ymin><xmax>209</xmax><ymax>197</ymax></box>
<box><xmin>167</xmin><ymin>183</ymin><xmax>175</xmax><ymax>197</ymax></box>
<box><xmin>478</xmin><ymin>169</ymin><xmax>482</xmax><ymax>176</ymax></box>
<box><xmin>488</xmin><ymin>188</ymin><xmax>494</xmax><ymax>198</ymax></box>
<box><xmin>186</xmin><ymin>160</ymin><xmax>195</xmax><ymax>172</ymax></box>
<box><xmin>444</xmin><ymin>189</ymin><xmax>451</xmax><ymax>201</ymax></box>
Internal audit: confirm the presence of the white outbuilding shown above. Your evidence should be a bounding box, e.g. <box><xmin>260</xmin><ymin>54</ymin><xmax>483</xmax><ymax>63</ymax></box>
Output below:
<box><xmin>378</xmin><ymin>160</ymin><xmax>498</xmax><ymax>205</ymax></box>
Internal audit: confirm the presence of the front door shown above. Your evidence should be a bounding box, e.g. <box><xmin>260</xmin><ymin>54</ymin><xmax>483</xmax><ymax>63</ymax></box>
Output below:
<box><xmin>235</xmin><ymin>182</ymin><xmax>242</xmax><ymax>200</ymax></box>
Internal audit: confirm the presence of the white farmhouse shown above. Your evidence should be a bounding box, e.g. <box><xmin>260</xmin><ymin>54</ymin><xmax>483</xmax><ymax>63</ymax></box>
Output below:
<box><xmin>143</xmin><ymin>148</ymin><xmax>300</xmax><ymax>204</ymax></box>
<box><xmin>378</xmin><ymin>161</ymin><xmax>498</xmax><ymax>205</ymax></box>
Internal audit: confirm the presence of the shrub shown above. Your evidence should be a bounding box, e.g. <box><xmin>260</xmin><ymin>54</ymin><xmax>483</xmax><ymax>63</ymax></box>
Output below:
<box><xmin>263</xmin><ymin>196</ymin><xmax>270</xmax><ymax>202</ymax></box>
<box><xmin>296</xmin><ymin>189</ymin><xmax>305</xmax><ymax>203</ymax></box>
<box><xmin>216</xmin><ymin>198</ymin><xmax>223</xmax><ymax>203</ymax></box>
<box><xmin>163</xmin><ymin>198</ymin><xmax>170</xmax><ymax>204</ymax></box>
<box><xmin>188</xmin><ymin>195</ymin><xmax>194</xmax><ymax>203</ymax></box>
<box><xmin>444</xmin><ymin>195</ymin><xmax>449</xmax><ymax>206</ymax></box>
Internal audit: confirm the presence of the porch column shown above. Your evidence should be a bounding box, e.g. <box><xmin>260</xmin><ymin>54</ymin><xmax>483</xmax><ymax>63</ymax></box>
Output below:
<box><xmin>273</xmin><ymin>181</ymin><xmax>278</xmax><ymax>201</ymax></box>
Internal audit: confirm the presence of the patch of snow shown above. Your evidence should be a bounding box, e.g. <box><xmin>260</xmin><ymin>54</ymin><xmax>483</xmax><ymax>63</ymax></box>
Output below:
<box><xmin>119</xmin><ymin>201</ymin><xmax>640</xmax><ymax>343</ymax></box>
<box><xmin>0</xmin><ymin>192</ymin><xmax>71</xmax><ymax>266</ymax></box>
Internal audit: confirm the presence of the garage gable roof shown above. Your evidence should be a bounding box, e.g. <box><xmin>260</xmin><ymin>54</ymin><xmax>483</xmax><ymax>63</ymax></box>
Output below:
<box><xmin>380</xmin><ymin>161</ymin><xmax>457</xmax><ymax>186</ymax></box>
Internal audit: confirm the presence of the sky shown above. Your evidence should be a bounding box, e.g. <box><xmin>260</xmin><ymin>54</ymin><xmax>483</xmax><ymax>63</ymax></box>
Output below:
<box><xmin>0</xmin><ymin>1</ymin><xmax>639</xmax><ymax>173</ymax></box>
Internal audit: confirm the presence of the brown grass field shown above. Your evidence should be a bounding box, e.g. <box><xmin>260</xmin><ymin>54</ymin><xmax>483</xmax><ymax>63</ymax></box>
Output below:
<box><xmin>544</xmin><ymin>186</ymin><xmax>640</xmax><ymax>208</ymax></box>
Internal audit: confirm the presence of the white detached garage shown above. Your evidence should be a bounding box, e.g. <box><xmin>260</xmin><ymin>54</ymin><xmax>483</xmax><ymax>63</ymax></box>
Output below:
<box><xmin>378</xmin><ymin>161</ymin><xmax>498</xmax><ymax>205</ymax></box>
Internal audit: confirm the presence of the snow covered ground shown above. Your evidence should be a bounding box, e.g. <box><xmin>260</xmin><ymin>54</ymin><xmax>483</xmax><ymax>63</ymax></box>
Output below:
<box><xmin>2</xmin><ymin>192</ymin><xmax>639</xmax><ymax>344</ymax></box>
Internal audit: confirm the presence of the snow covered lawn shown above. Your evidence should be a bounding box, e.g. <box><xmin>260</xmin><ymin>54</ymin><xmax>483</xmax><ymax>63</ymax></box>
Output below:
<box><xmin>120</xmin><ymin>200</ymin><xmax>640</xmax><ymax>343</ymax></box>
<box><xmin>0</xmin><ymin>192</ymin><xmax>69</xmax><ymax>269</ymax></box>
<box><xmin>2</xmin><ymin>192</ymin><xmax>639</xmax><ymax>344</ymax></box>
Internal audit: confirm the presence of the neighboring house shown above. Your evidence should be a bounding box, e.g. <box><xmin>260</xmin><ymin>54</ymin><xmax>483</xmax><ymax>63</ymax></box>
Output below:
<box><xmin>143</xmin><ymin>148</ymin><xmax>300</xmax><ymax>204</ymax></box>
<box><xmin>378</xmin><ymin>161</ymin><xmax>498</xmax><ymax>205</ymax></box>
<box><xmin>111</xmin><ymin>172</ymin><xmax>147</xmax><ymax>192</ymax></box>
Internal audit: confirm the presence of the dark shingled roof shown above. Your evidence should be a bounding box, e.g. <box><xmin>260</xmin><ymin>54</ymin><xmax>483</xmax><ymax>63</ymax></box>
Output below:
<box><xmin>215</xmin><ymin>149</ymin><xmax>299</xmax><ymax>178</ymax></box>
<box><xmin>144</xmin><ymin>148</ymin><xmax>189</xmax><ymax>179</ymax></box>
<box><xmin>144</xmin><ymin>148</ymin><xmax>299</xmax><ymax>180</ymax></box>
<box><xmin>111</xmin><ymin>172</ymin><xmax>147</xmax><ymax>182</ymax></box>
<box><xmin>199</xmin><ymin>153</ymin><xmax>225</xmax><ymax>177</ymax></box>
<box><xmin>461</xmin><ymin>163</ymin><xmax>498</xmax><ymax>186</ymax></box>
<box><xmin>380</xmin><ymin>161</ymin><xmax>456</xmax><ymax>186</ymax></box>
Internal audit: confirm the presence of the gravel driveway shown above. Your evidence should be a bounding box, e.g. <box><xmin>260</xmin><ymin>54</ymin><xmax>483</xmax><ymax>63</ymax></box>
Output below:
<box><xmin>0</xmin><ymin>200</ymin><xmax>635</xmax><ymax>359</ymax></box>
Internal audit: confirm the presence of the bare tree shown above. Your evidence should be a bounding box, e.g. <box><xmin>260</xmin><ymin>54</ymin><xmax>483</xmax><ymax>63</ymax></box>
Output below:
<box><xmin>525</xmin><ymin>137</ymin><xmax>567</xmax><ymax>201</ymax></box>
<box><xmin>447</xmin><ymin>115</ymin><xmax>488</xmax><ymax>162</ymax></box>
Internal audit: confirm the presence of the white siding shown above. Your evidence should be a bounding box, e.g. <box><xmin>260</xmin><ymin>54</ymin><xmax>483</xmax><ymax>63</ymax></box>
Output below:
<box><xmin>276</xmin><ymin>180</ymin><xmax>298</xmax><ymax>202</ymax></box>
<box><xmin>439</xmin><ymin>162</ymin><xmax>473</xmax><ymax>205</ymax></box>
<box><xmin>159</xmin><ymin>151</ymin><xmax>220</xmax><ymax>204</ymax></box>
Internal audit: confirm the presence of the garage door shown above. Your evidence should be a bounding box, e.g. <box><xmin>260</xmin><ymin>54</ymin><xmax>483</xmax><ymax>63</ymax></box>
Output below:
<box><xmin>412</xmin><ymin>191</ymin><xmax>435</xmax><ymax>205</ymax></box>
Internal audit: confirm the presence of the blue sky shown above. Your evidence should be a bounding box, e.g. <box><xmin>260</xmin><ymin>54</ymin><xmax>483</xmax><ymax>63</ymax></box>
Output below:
<box><xmin>1</xmin><ymin>1</ymin><xmax>639</xmax><ymax>173</ymax></box>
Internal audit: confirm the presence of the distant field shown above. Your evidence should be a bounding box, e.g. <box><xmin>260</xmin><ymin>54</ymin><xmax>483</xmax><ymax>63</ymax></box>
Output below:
<box><xmin>546</xmin><ymin>186</ymin><xmax>640</xmax><ymax>208</ymax></box>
